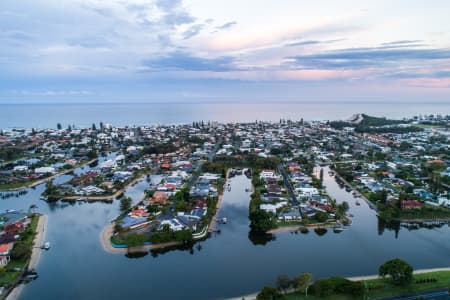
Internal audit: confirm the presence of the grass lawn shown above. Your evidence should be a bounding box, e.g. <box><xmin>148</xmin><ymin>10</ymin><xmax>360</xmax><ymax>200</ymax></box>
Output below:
<box><xmin>283</xmin><ymin>271</ymin><xmax>450</xmax><ymax>300</ymax></box>
<box><xmin>399</xmin><ymin>206</ymin><xmax>450</xmax><ymax>220</ymax></box>
<box><xmin>0</xmin><ymin>180</ymin><xmax>36</xmax><ymax>190</ymax></box>
<box><xmin>366</xmin><ymin>271</ymin><xmax>450</xmax><ymax>299</ymax></box>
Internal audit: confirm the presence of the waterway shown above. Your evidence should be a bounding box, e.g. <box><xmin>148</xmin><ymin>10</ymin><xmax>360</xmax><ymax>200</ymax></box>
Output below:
<box><xmin>0</xmin><ymin>168</ymin><xmax>449</xmax><ymax>300</ymax></box>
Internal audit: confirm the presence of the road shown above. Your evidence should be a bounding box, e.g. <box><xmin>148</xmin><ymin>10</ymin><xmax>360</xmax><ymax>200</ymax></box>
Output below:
<box><xmin>186</xmin><ymin>137</ymin><xmax>222</xmax><ymax>189</ymax></box>
<box><xmin>277</xmin><ymin>163</ymin><xmax>299</xmax><ymax>206</ymax></box>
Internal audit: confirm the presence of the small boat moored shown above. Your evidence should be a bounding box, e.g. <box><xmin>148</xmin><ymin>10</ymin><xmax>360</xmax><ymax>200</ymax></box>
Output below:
<box><xmin>41</xmin><ymin>242</ymin><xmax>51</xmax><ymax>250</ymax></box>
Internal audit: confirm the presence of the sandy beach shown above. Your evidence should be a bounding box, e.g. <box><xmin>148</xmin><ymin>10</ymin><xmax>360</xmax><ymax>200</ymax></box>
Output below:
<box><xmin>28</xmin><ymin>214</ymin><xmax>47</xmax><ymax>270</ymax></box>
<box><xmin>100</xmin><ymin>223</ymin><xmax>183</xmax><ymax>254</ymax></box>
<box><xmin>5</xmin><ymin>214</ymin><xmax>47</xmax><ymax>300</ymax></box>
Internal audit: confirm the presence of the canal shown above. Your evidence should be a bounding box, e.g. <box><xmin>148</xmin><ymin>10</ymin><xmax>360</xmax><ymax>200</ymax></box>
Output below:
<box><xmin>0</xmin><ymin>167</ymin><xmax>449</xmax><ymax>300</ymax></box>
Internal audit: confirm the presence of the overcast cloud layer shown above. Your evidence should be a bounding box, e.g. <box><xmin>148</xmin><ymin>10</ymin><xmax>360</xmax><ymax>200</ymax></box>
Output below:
<box><xmin>1</xmin><ymin>0</ymin><xmax>450</xmax><ymax>103</ymax></box>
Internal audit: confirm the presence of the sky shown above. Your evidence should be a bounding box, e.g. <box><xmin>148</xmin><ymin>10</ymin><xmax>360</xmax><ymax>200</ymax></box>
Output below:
<box><xmin>1</xmin><ymin>0</ymin><xmax>450</xmax><ymax>103</ymax></box>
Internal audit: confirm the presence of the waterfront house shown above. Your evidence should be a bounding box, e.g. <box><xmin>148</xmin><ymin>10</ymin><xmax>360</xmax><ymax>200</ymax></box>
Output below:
<box><xmin>120</xmin><ymin>217</ymin><xmax>150</xmax><ymax>230</ymax></box>
<box><xmin>0</xmin><ymin>243</ymin><xmax>13</xmax><ymax>256</ymax></box>
<box><xmin>260</xmin><ymin>202</ymin><xmax>287</xmax><ymax>214</ymax></box>
<box><xmin>160</xmin><ymin>219</ymin><xmax>185</xmax><ymax>231</ymax></box>
<box><xmin>278</xmin><ymin>208</ymin><xmax>302</xmax><ymax>221</ymax></box>
<box><xmin>401</xmin><ymin>200</ymin><xmax>423</xmax><ymax>209</ymax></box>
<box><xmin>129</xmin><ymin>209</ymin><xmax>150</xmax><ymax>218</ymax></box>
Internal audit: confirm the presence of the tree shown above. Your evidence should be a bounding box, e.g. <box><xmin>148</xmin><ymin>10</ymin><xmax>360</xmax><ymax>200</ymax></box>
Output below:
<box><xmin>276</xmin><ymin>274</ymin><xmax>291</xmax><ymax>294</ymax></box>
<box><xmin>249</xmin><ymin>209</ymin><xmax>276</xmax><ymax>233</ymax></box>
<box><xmin>379</xmin><ymin>258</ymin><xmax>413</xmax><ymax>286</ymax></box>
<box><xmin>256</xmin><ymin>286</ymin><xmax>281</xmax><ymax>300</ymax></box>
<box><xmin>314</xmin><ymin>211</ymin><xmax>328</xmax><ymax>223</ymax></box>
<box><xmin>294</xmin><ymin>273</ymin><xmax>313</xmax><ymax>296</ymax></box>
<box><xmin>125</xmin><ymin>234</ymin><xmax>147</xmax><ymax>247</ymax></box>
<box><xmin>57</xmin><ymin>123</ymin><xmax>62</xmax><ymax>130</ymax></box>
<box><xmin>11</xmin><ymin>242</ymin><xmax>31</xmax><ymax>260</ymax></box>
<box><xmin>120</xmin><ymin>197</ymin><xmax>132</xmax><ymax>212</ymax></box>
<box><xmin>175</xmin><ymin>201</ymin><xmax>188</xmax><ymax>212</ymax></box>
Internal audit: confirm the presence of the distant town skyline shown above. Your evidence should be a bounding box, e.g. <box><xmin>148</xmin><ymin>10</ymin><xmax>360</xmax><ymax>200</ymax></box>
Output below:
<box><xmin>1</xmin><ymin>0</ymin><xmax>450</xmax><ymax>103</ymax></box>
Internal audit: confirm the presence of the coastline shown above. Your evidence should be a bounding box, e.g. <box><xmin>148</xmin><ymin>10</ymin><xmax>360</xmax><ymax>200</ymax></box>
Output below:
<box><xmin>5</xmin><ymin>214</ymin><xmax>47</xmax><ymax>300</ymax></box>
<box><xmin>267</xmin><ymin>223</ymin><xmax>339</xmax><ymax>234</ymax></box>
<box><xmin>227</xmin><ymin>267</ymin><xmax>450</xmax><ymax>300</ymax></box>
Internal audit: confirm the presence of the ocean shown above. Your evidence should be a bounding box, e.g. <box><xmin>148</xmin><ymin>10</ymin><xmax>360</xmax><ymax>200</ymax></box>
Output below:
<box><xmin>0</xmin><ymin>101</ymin><xmax>449</xmax><ymax>129</ymax></box>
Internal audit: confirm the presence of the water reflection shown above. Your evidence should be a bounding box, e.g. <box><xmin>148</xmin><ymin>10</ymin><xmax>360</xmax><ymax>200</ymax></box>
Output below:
<box><xmin>248</xmin><ymin>232</ymin><xmax>276</xmax><ymax>245</ymax></box>
<box><xmin>125</xmin><ymin>252</ymin><xmax>148</xmax><ymax>259</ymax></box>
<box><xmin>0</xmin><ymin>164</ymin><xmax>449</xmax><ymax>300</ymax></box>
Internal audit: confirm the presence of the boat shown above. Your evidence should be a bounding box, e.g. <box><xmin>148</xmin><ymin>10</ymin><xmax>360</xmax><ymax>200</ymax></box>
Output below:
<box><xmin>333</xmin><ymin>226</ymin><xmax>346</xmax><ymax>233</ymax></box>
<box><xmin>245</xmin><ymin>188</ymin><xmax>250</xmax><ymax>192</ymax></box>
<box><xmin>220</xmin><ymin>217</ymin><xmax>228</xmax><ymax>224</ymax></box>
<box><xmin>41</xmin><ymin>242</ymin><xmax>51</xmax><ymax>250</ymax></box>
<box><xmin>40</xmin><ymin>195</ymin><xmax>48</xmax><ymax>201</ymax></box>
<box><xmin>24</xmin><ymin>271</ymin><xmax>39</xmax><ymax>280</ymax></box>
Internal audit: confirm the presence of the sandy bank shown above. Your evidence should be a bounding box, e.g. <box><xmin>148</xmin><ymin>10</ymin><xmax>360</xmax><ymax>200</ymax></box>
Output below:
<box><xmin>267</xmin><ymin>223</ymin><xmax>339</xmax><ymax>234</ymax></box>
<box><xmin>5</xmin><ymin>214</ymin><xmax>47</xmax><ymax>300</ymax></box>
<box><xmin>100</xmin><ymin>223</ymin><xmax>183</xmax><ymax>254</ymax></box>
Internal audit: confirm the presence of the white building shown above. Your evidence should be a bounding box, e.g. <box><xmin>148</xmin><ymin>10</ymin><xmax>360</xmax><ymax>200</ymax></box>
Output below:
<box><xmin>34</xmin><ymin>166</ymin><xmax>56</xmax><ymax>174</ymax></box>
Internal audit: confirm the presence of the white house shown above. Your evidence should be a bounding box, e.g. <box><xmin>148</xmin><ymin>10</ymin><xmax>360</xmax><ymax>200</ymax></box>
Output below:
<box><xmin>34</xmin><ymin>166</ymin><xmax>56</xmax><ymax>174</ymax></box>
<box><xmin>160</xmin><ymin>219</ymin><xmax>185</xmax><ymax>231</ymax></box>
<box><xmin>260</xmin><ymin>169</ymin><xmax>276</xmax><ymax>179</ymax></box>
<box><xmin>260</xmin><ymin>202</ymin><xmax>287</xmax><ymax>214</ymax></box>
<box><xmin>296</xmin><ymin>187</ymin><xmax>319</xmax><ymax>197</ymax></box>
<box><xmin>13</xmin><ymin>165</ymin><xmax>28</xmax><ymax>172</ymax></box>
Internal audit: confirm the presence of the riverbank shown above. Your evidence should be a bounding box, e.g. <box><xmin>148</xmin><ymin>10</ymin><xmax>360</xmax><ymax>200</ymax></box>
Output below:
<box><xmin>0</xmin><ymin>158</ymin><xmax>98</xmax><ymax>192</ymax></box>
<box><xmin>4</xmin><ymin>214</ymin><xmax>47</xmax><ymax>300</ymax></box>
<box><xmin>229</xmin><ymin>267</ymin><xmax>450</xmax><ymax>300</ymax></box>
<box><xmin>207</xmin><ymin>169</ymin><xmax>229</xmax><ymax>233</ymax></box>
<box><xmin>267</xmin><ymin>222</ymin><xmax>340</xmax><ymax>234</ymax></box>
<box><xmin>331</xmin><ymin>167</ymin><xmax>378</xmax><ymax>211</ymax></box>
<box><xmin>28</xmin><ymin>214</ymin><xmax>47</xmax><ymax>270</ymax></box>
